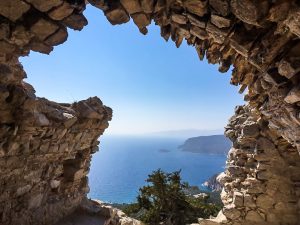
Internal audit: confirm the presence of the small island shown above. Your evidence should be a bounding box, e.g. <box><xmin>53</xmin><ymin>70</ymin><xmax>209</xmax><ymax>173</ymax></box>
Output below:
<box><xmin>158</xmin><ymin>148</ymin><xmax>171</xmax><ymax>153</ymax></box>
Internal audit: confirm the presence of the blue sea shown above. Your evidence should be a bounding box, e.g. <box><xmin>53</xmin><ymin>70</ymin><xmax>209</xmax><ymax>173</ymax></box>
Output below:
<box><xmin>88</xmin><ymin>135</ymin><xmax>226</xmax><ymax>203</ymax></box>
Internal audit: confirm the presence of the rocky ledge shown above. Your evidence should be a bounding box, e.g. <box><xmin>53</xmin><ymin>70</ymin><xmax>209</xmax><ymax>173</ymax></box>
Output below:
<box><xmin>55</xmin><ymin>198</ymin><xmax>143</xmax><ymax>225</ymax></box>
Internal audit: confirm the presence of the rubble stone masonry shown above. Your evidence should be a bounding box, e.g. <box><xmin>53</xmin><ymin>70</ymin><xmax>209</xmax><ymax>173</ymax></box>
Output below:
<box><xmin>0</xmin><ymin>0</ymin><xmax>299</xmax><ymax>224</ymax></box>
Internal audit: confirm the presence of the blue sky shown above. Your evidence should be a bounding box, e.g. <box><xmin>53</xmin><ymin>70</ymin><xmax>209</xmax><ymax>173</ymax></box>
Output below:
<box><xmin>20</xmin><ymin>5</ymin><xmax>243</xmax><ymax>135</ymax></box>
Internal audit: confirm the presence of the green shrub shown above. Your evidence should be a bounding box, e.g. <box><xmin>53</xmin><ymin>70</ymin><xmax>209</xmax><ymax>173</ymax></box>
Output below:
<box><xmin>124</xmin><ymin>169</ymin><xmax>221</xmax><ymax>225</ymax></box>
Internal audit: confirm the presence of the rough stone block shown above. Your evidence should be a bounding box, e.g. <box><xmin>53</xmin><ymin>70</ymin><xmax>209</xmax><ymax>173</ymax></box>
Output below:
<box><xmin>88</xmin><ymin>0</ymin><xmax>108</xmax><ymax>10</ymax></box>
<box><xmin>242</xmin><ymin>123</ymin><xmax>260</xmax><ymax>137</ymax></box>
<box><xmin>28</xmin><ymin>194</ymin><xmax>44</xmax><ymax>209</ymax></box>
<box><xmin>233</xmin><ymin>192</ymin><xmax>243</xmax><ymax>207</ymax></box>
<box><xmin>30</xmin><ymin>18</ymin><xmax>59</xmax><ymax>41</ymax></box>
<box><xmin>0</xmin><ymin>0</ymin><xmax>30</xmax><ymax>22</ymax></box>
<box><xmin>171</xmin><ymin>14</ymin><xmax>187</xmax><ymax>25</ymax></box>
<box><xmin>141</xmin><ymin>0</ymin><xmax>155</xmax><ymax>14</ymax></box>
<box><xmin>211</xmin><ymin>14</ymin><xmax>231</xmax><ymax>28</ymax></box>
<box><xmin>0</xmin><ymin>23</ymin><xmax>10</xmax><ymax>40</ymax></box>
<box><xmin>131</xmin><ymin>13</ymin><xmax>151</xmax><ymax>29</ymax></box>
<box><xmin>278</xmin><ymin>59</ymin><xmax>300</xmax><ymax>79</ymax></box>
<box><xmin>48</xmin><ymin>2</ymin><xmax>74</xmax><ymax>20</ymax></box>
<box><xmin>26</xmin><ymin>0</ymin><xmax>62</xmax><ymax>12</ymax></box>
<box><xmin>209</xmin><ymin>0</ymin><xmax>230</xmax><ymax>16</ymax></box>
<box><xmin>223</xmin><ymin>204</ymin><xmax>241</xmax><ymax>220</ymax></box>
<box><xmin>16</xmin><ymin>185</ymin><xmax>32</xmax><ymax>196</ymax></box>
<box><xmin>0</xmin><ymin>41</ymin><xmax>16</xmax><ymax>54</ymax></box>
<box><xmin>120</xmin><ymin>0</ymin><xmax>142</xmax><ymax>14</ymax></box>
<box><xmin>244</xmin><ymin>194</ymin><xmax>256</xmax><ymax>208</ymax></box>
<box><xmin>183</xmin><ymin>0</ymin><xmax>207</xmax><ymax>17</ymax></box>
<box><xmin>105</xmin><ymin>7</ymin><xmax>130</xmax><ymax>25</ymax></box>
<box><xmin>62</xmin><ymin>13</ymin><xmax>88</xmax><ymax>31</ymax></box>
<box><xmin>284</xmin><ymin>8</ymin><xmax>300</xmax><ymax>38</ymax></box>
<box><xmin>231</xmin><ymin>0</ymin><xmax>268</xmax><ymax>26</ymax></box>
<box><xmin>245</xmin><ymin>210</ymin><xmax>265</xmax><ymax>222</ymax></box>
<box><xmin>190</xmin><ymin>26</ymin><xmax>208</xmax><ymax>40</ymax></box>
<box><xmin>45</xmin><ymin>27</ymin><xmax>68</xmax><ymax>46</ymax></box>
<box><xmin>284</xmin><ymin>86</ymin><xmax>300</xmax><ymax>104</ymax></box>
<box><xmin>256</xmin><ymin>194</ymin><xmax>274</xmax><ymax>209</ymax></box>
<box><xmin>206</xmin><ymin>22</ymin><xmax>228</xmax><ymax>44</ymax></box>
<box><xmin>187</xmin><ymin>13</ymin><xmax>206</xmax><ymax>28</ymax></box>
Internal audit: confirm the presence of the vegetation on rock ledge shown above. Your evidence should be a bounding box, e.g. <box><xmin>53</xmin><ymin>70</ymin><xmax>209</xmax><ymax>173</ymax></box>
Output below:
<box><xmin>122</xmin><ymin>169</ymin><xmax>221</xmax><ymax>225</ymax></box>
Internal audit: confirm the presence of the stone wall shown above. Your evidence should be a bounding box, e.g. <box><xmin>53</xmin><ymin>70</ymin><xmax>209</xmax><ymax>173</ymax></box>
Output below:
<box><xmin>0</xmin><ymin>0</ymin><xmax>300</xmax><ymax>224</ymax></box>
<box><xmin>222</xmin><ymin>105</ymin><xmax>300</xmax><ymax>224</ymax></box>
<box><xmin>0</xmin><ymin>74</ymin><xmax>112</xmax><ymax>224</ymax></box>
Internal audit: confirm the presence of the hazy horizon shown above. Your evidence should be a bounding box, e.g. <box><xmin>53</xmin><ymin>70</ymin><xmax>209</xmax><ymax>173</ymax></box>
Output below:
<box><xmin>20</xmin><ymin>5</ymin><xmax>244</xmax><ymax>135</ymax></box>
<box><xmin>104</xmin><ymin>128</ymin><xmax>224</xmax><ymax>137</ymax></box>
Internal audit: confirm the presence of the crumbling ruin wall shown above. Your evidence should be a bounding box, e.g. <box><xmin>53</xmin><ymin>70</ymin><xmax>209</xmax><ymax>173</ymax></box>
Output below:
<box><xmin>0</xmin><ymin>0</ymin><xmax>300</xmax><ymax>224</ymax></box>
<box><xmin>0</xmin><ymin>59</ymin><xmax>112</xmax><ymax>225</ymax></box>
<box><xmin>218</xmin><ymin>105</ymin><xmax>300</xmax><ymax>224</ymax></box>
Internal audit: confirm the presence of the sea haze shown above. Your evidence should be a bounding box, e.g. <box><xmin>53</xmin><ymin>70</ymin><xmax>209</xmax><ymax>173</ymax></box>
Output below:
<box><xmin>88</xmin><ymin>135</ymin><xmax>227</xmax><ymax>203</ymax></box>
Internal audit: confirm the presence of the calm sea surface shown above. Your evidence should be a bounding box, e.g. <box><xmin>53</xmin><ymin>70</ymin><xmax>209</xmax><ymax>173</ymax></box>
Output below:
<box><xmin>88</xmin><ymin>135</ymin><xmax>227</xmax><ymax>203</ymax></box>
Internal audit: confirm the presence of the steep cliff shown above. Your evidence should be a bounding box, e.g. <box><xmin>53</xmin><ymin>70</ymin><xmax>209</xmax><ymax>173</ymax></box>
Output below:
<box><xmin>0</xmin><ymin>0</ymin><xmax>300</xmax><ymax>224</ymax></box>
<box><xmin>203</xmin><ymin>173</ymin><xmax>223</xmax><ymax>192</ymax></box>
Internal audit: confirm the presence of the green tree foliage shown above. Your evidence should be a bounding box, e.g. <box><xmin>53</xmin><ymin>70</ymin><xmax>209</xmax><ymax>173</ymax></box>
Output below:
<box><xmin>123</xmin><ymin>169</ymin><xmax>221</xmax><ymax>225</ymax></box>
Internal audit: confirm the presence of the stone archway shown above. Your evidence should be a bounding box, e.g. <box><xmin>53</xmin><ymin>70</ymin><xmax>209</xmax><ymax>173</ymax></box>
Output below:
<box><xmin>0</xmin><ymin>0</ymin><xmax>299</xmax><ymax>224</ymax></box>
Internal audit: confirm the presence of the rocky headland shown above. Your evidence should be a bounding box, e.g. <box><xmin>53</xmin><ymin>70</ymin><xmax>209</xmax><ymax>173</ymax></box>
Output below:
<box><xmin>203</xmin><ymin>173</ymin><xmax>223</xmax><ymax>192</ymax></box>
<box><xmin>179</xmin><ymin>135</ymin><xmax>231</xmax><ymax>154</ymax></box>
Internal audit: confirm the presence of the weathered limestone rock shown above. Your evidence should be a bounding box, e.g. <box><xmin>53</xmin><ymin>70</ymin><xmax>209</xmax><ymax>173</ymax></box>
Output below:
<box><xmin>211</xmin><ymin>15</ymin><xmax>231</xmax><ymax>28</ymax></box>
<box><xmin>57</xmin><ymin>199</ymin><xmax>145</xmax><ymax>225</ymax></box>
<box><xmin>209</xmin><ymin>0</ymin><xmax>230</xmax><ymax>16</ymax></box>
<box><xmin>284</xmin><ymin>86</ymin><xmax>300</xmax><ymax>104</ymax></box>
<box><xmin>230</xmin><ymin>0</ymin><xmax>269</xmax><ymax>26</ymax></box>
<box><xmin>30</xmin><ymin>19</ymin><xmax>59</xmax><ymax>41</ymax></box>
<box><xmin>205</xmin><ymin>105</ymin><xmax>300</xmax><ymax>225</ymax></box>
<box><xmin>48</xmin><ymin>2</ymin><xmax>74</xmax><ymax>20</ymax></box>
<box><xmin>105</xmin><ymin>7</ymin><xmax>130</xmax><ymax>25</ymax></box>
<box><xmin>0</xmin><ymin>58</ymin><xmax>112</xmax><ymax>225</ymax></box>
<box><xmin>26</xmin><ymin>0</ymin><xmax>63</xmax><ymax>12</ymax></box>
<box><xmin>120</xmin><ymin>0</ymin><xmax>142</xmax><ymax>14</ymax></box>
<box><xmin>0</xmin><ymin>0</ymin><xmax>30</xmax><ymax>22</ymax></box>
<box><xmin>245</xmin><ymin>210</ymin><xmax>265</xmax><ymax>222</ymax></box>
<box><xmin>183</xmin><ymin>0</ymin><xmax>207</xmax><ymax>17</ymax></box>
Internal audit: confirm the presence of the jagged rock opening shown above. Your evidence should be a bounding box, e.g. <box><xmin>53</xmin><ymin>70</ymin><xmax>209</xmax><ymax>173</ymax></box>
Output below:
<box><xmin>0</xmin><ymin>0</ymin><xmax>299</xmax><ymax>224</ymax></box>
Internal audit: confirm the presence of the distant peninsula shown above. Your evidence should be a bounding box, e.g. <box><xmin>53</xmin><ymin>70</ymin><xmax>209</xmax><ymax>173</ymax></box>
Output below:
<box><xmin>178</xmin><ymin>135</ymin><xmax>231</xmax><ymax>154</ymax></box>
